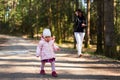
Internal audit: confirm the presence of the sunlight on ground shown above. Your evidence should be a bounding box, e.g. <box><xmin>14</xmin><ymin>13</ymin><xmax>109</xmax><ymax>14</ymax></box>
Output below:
<box><xmin>59</xmin><ymin>42</ymin><xmax>96</xmax><ymax>53</ymax></box>
<box><xmin>59</xmin><ymin>43</ymin><xmax>74</xmax><ymax>48</ymax></box>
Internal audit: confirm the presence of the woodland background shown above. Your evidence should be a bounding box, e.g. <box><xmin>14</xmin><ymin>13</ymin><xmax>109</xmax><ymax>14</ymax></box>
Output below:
<box><xmin>0</xmin><ymin>0</ymin><xmax>120</xmax><ymax>59</ymax></box>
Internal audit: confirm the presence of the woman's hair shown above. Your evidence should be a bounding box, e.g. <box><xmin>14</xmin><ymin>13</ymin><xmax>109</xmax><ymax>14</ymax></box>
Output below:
<box><xmin>75</xmin><ymin>9</ymin><xmax>84</xmax><ymax>17</ymax></box>
<box><xmin>75</xmin><ymin>9</ymin><xmax>82</xmax><ymax>13</ymax></box>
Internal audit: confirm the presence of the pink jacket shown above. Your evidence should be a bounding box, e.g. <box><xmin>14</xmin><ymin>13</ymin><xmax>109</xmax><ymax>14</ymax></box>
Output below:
<box><xmin>36</xmin><ymin>39</ymin><xmax>59</xmax><ymax>60</ymax></box>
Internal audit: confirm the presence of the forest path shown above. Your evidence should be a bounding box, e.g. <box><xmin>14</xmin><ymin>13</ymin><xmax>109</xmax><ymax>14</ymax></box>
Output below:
<box><xmin>0</xmin><ymin>34</ymin><xmax>120</xmax><ymax>80</ymax></box>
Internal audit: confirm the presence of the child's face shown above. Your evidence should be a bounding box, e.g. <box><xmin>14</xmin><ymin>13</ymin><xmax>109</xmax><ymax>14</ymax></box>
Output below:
<box><xmin>44</xmin><ymin>36</ymin><xmax>51</xmax><ymax>42</ymax></box>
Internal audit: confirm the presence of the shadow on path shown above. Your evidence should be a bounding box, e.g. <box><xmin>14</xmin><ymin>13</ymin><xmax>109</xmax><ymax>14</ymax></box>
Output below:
<box><xmin>0</xmin><ymin>72</ymin><xmax>119</xmax><ymax>80</ymax></box>
<box><xmin>0</xmin><ymin>34</ymin><xmax>120</xmax><ymax>80</ymax></box>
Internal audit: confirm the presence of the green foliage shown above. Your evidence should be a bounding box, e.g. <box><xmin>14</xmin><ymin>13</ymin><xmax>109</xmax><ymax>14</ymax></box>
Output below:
<box><xmin>90</xmin><ymin>2</ymin><xmax>97</xmax><ymax>44</ymax></box>
<box><xmin>0</xmin><ymin>0</ymin><xmax>78</xmax><ymax>42</ymax></box>
<box><xmin>0</xmin><ymin>0</ymin><xmax>119</xmax><ymax>59</ymax></box>
<box><xmin>115</xmin><ymin>2</ymin><xmax>120</xmax><ymax>45</ymax></box>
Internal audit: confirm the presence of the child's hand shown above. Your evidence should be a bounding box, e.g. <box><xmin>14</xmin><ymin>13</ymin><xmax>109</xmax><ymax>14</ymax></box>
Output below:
<box><xmin>57</xmin><ymin>48</ymin><xmax>60</xmax><ymax>51</ymax></box>
<box><xmin>52</xmin><ymin>36</ymin><xmax>55</xmax><ymax>39</ymax></box>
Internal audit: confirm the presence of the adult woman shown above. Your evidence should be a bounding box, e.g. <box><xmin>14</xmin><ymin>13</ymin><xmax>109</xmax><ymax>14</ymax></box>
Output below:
<box><xmin>74</xmin><ymin>9</ymin><xmax>86</xmax><ymax>57</ymax></box>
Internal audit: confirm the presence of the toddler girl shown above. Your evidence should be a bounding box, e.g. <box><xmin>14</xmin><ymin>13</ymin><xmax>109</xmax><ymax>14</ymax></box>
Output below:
<box><xmin>36</xmin><ymin>28</ymin><xmax>60</xmax><ymax>77</ymax></box>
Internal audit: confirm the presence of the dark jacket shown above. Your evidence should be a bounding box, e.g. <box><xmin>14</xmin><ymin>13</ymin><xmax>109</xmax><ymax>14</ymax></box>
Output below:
<box><xmin>74</xmin><ymin>15</ymin><xmax>86</xmax><ymax>32</ymax></box>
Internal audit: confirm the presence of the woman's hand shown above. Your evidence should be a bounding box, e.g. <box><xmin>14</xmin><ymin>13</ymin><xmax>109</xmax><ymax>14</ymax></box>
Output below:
<box><xmin>82</xmin><ymin>23</ymin><xmax>86</xmax><ymax>27</ymax></box>
<box><xmin>75</xmin><ymin>11</ymin><xmax>78</xmax><ymax>16</ymax></box>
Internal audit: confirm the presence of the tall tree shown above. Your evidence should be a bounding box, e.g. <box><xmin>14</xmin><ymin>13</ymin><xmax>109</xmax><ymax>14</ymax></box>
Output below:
<box><xmin>85</xmin><ymin>0</ymin><xmax>90</xmax><ymax>48</ymax></box>
<box><xmin>104</xmin><ymin>0</ymin><xmax>117</xmax><ymax>57</ymax></box>
<box><xmin>96</xmin><ymin>0</ymin><xmax>104</xmax><ymax>54</ymax></box>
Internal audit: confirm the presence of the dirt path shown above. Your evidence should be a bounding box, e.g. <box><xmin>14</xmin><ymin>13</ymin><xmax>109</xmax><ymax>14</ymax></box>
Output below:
<box><xmin>0</xmin><ymin>34</ymin><xmax>120</xmax><ymax>80</ymax></box>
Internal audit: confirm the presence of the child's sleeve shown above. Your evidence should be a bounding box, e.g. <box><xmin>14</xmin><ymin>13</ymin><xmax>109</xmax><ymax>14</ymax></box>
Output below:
<box><xmin>36</xmin><ymin>41</ymin><xmax>43</xmax><ymax>57</ymax></box>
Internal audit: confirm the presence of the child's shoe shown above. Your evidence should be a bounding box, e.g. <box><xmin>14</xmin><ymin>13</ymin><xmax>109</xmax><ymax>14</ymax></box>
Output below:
<box><xmin>52</xmin><ymin>71</ymin><xmax>57</xmax><ymax>77</ymax></box>
<box><xmin>40</xmin><ymin>70</ymin><xmax>45</xmax><ymax>75</ymax></box>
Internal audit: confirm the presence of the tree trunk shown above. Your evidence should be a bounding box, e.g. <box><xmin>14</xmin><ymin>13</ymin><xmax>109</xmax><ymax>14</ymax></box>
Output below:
<box><xmin>96</xmin><ymin>0</ymin><xmax>104</xmax><ymax>54</ymax></box>
<box><xmin>104</xmin><ymin>0</ymin><xmax>117</xmax><ymax>57</ymax></box>
<box><xmin>56</xmin><ymin>0</ymin><xmax>61</xmax><ymax>44</ymax></box>
<box><xmin>29</xmin><ymin>0</ymin><xmax>33</xmax><ymax>38</ymax></box>
<box><xmin>85</xmin><ymin>0</ymin><xmax>90</xmax><ymax>48</ymax></box>
<box><xmin>76</xmin><ymin>0</ymin><xmax>79</xmax><ymax>9</ymax></box>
